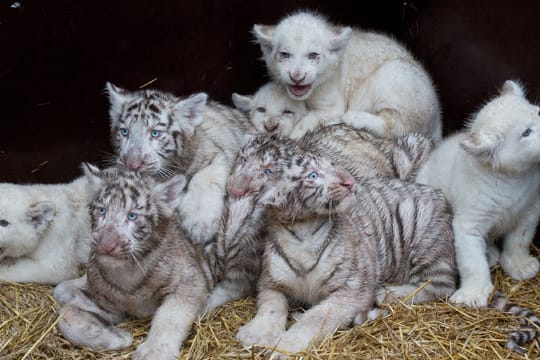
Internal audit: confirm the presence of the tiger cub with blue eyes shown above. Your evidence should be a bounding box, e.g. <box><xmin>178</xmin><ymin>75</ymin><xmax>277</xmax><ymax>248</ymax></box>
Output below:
<box><xmin>236</xmin><ymin>151</ymin><xmax>457</xmax><ymax>357</ymax></box>
<box><xmin>54</xmin><ymin>165</ymin><xmax>220</xmax><ymax>359</ymax></box>
<box><xmin>105</xmin><ymin>83</ymin><xmax>254</xmax><ymax>244</ymax></box>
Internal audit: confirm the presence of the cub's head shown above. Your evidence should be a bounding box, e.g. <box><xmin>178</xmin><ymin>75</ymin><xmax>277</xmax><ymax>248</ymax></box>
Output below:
<box><xmin>227</xmin><ymin>135</ymin><xmax>293</xmax><ymax>202</ymax></box>
<box><xmin>268</xmin><ymin>152</ymin><xmax>356</xmax><ymax>219</ymax></box>
<box><xmin>253</xmin><ymin>12</ymin><xmax>352</xmax><ymax>101</ymax></box>
<box><xmin>0</xmin><ymin>187</ymin><xmax>55</xmax><ymax>262</ymax></box>
<box><xmin>460</xmin><ymin>80</ymin><xmax>540</xmax><ymax>174</ymax></box>
<box><xmin>232</xmin><ymin>82</ymin><xmax>307</xmax><ymax>136</ymax></box>
<box><xmin>83</xmin><ymin>164</ymin><xmax>186</xmax><ymax>259</ymax></box>
<box><xmin>106</xmin><ymin>82</ymin><xmax>208</xmax><ymax>176</ymax></box>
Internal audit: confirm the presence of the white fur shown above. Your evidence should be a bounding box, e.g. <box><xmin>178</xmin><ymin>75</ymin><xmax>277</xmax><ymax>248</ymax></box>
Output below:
<box><xmin>232</xmin><ymin>82</ymin><xmax>308</xmax><ymax>136</ymax></box>
<box><xmin>253</xmin><ymin>12</ymin><xmax>441</xmax><ymax>140</ymax></box>
<box><xmin>0</xmin><ymin>176</ymin><xmax>91</xmax><ymax>285</ymax></box>
<box><xmin>417</xmin><ymin>80</ymin><xmax>540</xmax><ymax>307</ymax></box>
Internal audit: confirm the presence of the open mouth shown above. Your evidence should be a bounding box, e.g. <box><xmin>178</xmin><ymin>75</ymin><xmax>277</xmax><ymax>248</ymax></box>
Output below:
<box><xmin>288</xmin><ymin>84</ymin><xmax>312</xmax><ymax>98</ymax></box>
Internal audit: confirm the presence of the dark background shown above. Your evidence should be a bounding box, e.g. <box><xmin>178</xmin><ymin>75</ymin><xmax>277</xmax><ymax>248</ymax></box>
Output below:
<box><xmin>1</xmin><ymin>0</ymin><xmax>540</xmax><ymax>245</ymax></box>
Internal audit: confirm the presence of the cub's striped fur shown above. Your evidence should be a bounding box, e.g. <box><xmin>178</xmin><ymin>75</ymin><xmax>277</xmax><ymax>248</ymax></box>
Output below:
<box><xmin>236</xmin><ymin>150</ymin><xmax>457</xmax><ymax>357</ymax></box>
<box><xmin>54</xmin><ymin>165</ymin><xmax>219</xmax><ymax>359</ymax></box>
<box><xmin>209</xmin><ymin>127</ymin><xmax>433</xmax><ymax>312</ymax></box>
<box><xmin>105</xmin><ymin>83</ymin><xmax>254</xmax><ymax>243</ymax></box>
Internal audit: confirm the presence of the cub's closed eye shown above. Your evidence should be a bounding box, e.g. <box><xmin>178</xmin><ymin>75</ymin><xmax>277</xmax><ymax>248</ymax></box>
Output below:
<box><xmin>256</xmin><ymin>107</ymin><xmax>266</xmax><ymax>113</ymax></box>
<box><xmin>308</xmin><ymin>52</ymin><xmax>319</xmax><ymax>60</ymax></box>
<box><xmin>282</xmin><ymin>110</ymin><xmax>294</xmax><ymax>115</ymax></box>
<box><xmin>0</xmin><ymin>219</ymin><xmax>9</xmax><ymax>227</ymax></box>
<box><xmin>522</xmin><ymin>128</ymin><xmax>532</xmax><ymax>137</ymax></box>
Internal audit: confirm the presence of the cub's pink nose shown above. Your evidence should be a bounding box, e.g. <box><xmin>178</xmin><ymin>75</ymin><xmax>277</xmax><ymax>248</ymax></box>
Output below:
<box><xmin>264</xmin><ymin>122</ymin><xmax>279</xmax><ymax>133</ymax></box>
<box><xmin>338</xmin><ymin>171</ymin><xmax>355</xmax><ymax>189</ymax></box>
<box><xmin>288</xmin><ymin>72</ymin><xmax>306</xmax><ymax>84</ymax></box>
<box><xmin>98</xmin><ymin>241</ymin><xmax>118</xmax><ymax>255</ymax></box>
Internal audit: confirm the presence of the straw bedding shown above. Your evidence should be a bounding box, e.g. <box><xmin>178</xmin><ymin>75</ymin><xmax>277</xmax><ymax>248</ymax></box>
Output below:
<box><xmin>1</xmin><ymin>249</ymin><xmax>539</xmax><ymax>359</ymax></box>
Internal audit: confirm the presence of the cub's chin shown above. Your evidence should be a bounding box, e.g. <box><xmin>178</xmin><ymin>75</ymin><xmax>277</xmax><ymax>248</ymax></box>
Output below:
<box><xmin>286</xmin><ymin>84</ymin><xmax>313</xmax><ymax>100</ymax></box>
<box><xmin>333</xmin><ymin>192</ymin><xmax>356</xmax><ymax>213</ymax></box>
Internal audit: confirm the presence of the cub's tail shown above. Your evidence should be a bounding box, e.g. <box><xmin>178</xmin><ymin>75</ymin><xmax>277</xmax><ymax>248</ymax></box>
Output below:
<box><xmin>488</xmin><ymin>291</ymin><xmax>539</xmax><ymax>354</ymax></box>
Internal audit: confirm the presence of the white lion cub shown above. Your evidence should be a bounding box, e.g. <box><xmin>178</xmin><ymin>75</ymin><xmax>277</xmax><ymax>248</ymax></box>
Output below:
<box><xmin>232</xmin><ymin>82</ymin><xmax>308</xmax><ymax>136</ymax></box>
<box><xmin>416</xmin><ymin>80</ymin><xmax>540</xmax><ymax>308</ymax></box>
<box><xmin>253</xmin><ymin>11</ymin><xmax>442</xmax><ymax>140</ymax></box>
<box><xmin>0</xmin><ymin>176</ymin><xmax>91</xmax><ymax>285</ymax></box>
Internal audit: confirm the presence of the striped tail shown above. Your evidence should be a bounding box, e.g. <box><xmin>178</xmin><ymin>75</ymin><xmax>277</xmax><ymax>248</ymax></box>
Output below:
<box><xmin>488</xmin><ymin>291</ymin><xmax>539</xmax><ymax>354</ymax></box>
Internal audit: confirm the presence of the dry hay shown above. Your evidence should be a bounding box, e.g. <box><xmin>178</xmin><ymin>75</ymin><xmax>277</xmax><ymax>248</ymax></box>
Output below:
<box><xmin>1</xmin><ymin>250</ymin><xmax>539</xmax><ymax>359</ymax></box>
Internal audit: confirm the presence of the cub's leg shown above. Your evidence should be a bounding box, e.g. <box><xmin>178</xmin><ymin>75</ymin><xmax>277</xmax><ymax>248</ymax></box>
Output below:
<box><xmin>499</xmin><ymin>201</ymin><xmax>540</xmax><ymax>280</ymax></box>
<box><xmin>0</xmin><ymin>257</ymin><xmax>77</xmax><ymax>285</ymax></box>
<box><xmin>271</xmin><ymin>292</ymin><xmax>363</xmax><ymax>356</ymax></box>
<box><xmin>288</xmin><ymin>111</ymin><xmax>342</xmax><ymax>139</ymax></box>
<box><xmin>449</xmin><ymin>217</ymin><xmax>493</xmax><ymax>307</ymax></box>
<box><xmin>203</xmin><ymin>278</ymin><xmax>253</xmax><ymax>315</ymax></box>
<box><xmin>236</xmin><ymin>288</ymin><xmax>288</xmax><ymax>348</ymax></box>
<box><xmin>58</xmin><ymin>305</ymin><xmax>132</xmax><ymax>351</ymax></box>
<box><xmin>179</xmin><ymin>156</ymin><xmax>229</xmax><ymax>243</ymax></box>
<box><xmin>133</xmin><ymin>292</ymin><xmax>207</xmax><ymax>360</ymax></box>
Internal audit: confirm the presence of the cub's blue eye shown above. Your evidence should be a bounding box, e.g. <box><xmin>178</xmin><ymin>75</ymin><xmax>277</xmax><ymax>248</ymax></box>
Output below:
<box><xmin>522</xmin><ymin>128</ymin><xmax>532</xmax><ymax>137</ymax></box>
<box><xmin>151</xmin><ymin>130</ymin><xmax>162</xmax><ymax>138</ymax></box>
<box><xmin>127</xmin><ymin>212</ymin><xmax>138</xmax><ymax>221</ymax></box>
<box><xmin>264</xmin><ymin>168</ymin><xmax>273</xmax><ymax>175</ymax></box>
<box><xmin>239</xmin><ymin>156</ymin><xmax>247</xmax><ymax>164</ymax></box>
<box><xmin>0</xmin><ymin>219</ymin><xmax>9</xmax><ymax>227</ymax></box>
<box><xmin>120</xmin><ymin>128</ymin><xmax>129</xmax><ymax>137</ymax></box>
<box><xmin>307</xmin><ymin>171</ymin><xmax>318</xmax><ymax>180</ymax></box>
<box><xmin>97</xmin><ymin>207</ymin><xmax>106</xmax><ymax>215</ymax></box>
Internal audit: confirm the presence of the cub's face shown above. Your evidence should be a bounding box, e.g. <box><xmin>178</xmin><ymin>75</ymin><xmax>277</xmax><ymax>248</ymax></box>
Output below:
<box><xmin>0</xmin><ymin>189</ymin><xmax>55</xmax><ymax>261</ymax></box>
<box><xmin>253</xmin><ymin>13</ymin><xmax>352</xmax><ymax>101</ymax></box>
<box><xmin>461</xmin><ymin>80</ymin><xmax>540</xmax><ymax>174</ymax></box>
<box><xmin>273</xmin><ymin>153</ymin><xmax>356</xmax><ymax>216</ymax></box>
<box><xmin>105</xmin><ymin>83</ymin><xmax>208</xmax><ymax>177</ymax></box>
<box><xmin>227</xmin><ymin>136</ymin><xmax>292</xmax><ymax>201</ymax></box>
<box><xmin>233</xmin><ymin>83</ymin><xmax>307</xmax><ymax>136</ymax></box>
<box><xmin>84</xmin><ymin>165</ymin><xmax>185</xmax><ymax>259</ymax></box>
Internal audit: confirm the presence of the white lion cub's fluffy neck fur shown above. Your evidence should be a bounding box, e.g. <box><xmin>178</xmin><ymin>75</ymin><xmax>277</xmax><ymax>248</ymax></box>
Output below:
<box><xmin>253</xmin><ymin>11</ymin><xmax>441</xmax><ymax>140</ymax></box>
<box><xmin>417</xmin><ymin>80</ymin><xmax>540</xmax><ymax>308</ymax></box>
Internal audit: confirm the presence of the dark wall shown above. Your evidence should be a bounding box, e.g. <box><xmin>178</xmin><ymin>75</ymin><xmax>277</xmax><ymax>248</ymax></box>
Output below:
<box><xmin>1</xmin><ymin>0</ymin><xmax>539</xmax><ymax>184</ymax></box>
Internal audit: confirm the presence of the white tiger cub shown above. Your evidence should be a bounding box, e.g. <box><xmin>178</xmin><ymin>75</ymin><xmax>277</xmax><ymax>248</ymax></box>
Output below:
<box><xmin>0</xmin><ymin>177</ymin><xmax>90</xmax><ymax>285</ymax></box>
<box><xmin>416</xmin><ymin>80</ymin><xmax>540</xmax><ymax>308</ymax></box>
<box><xmin>253</xmin><ymin>11</ymin><xmax>442</xmax><ymax>140</ymax></box>
<box><xmin>232</xmin><ymin>82</ymin><xmax>308</xmax><ymax>136</ymax></box>
<box><xmin>236</xmin><ymin>151</ymin><xmax>456</xmax><ymax>357</ymax></box>
<box><xmin>54</xmin><ymin>165</ymin><xmax>220</xmax><ymax>359</ymax></box>
<box><xmin>106</xmin><ymin>83</ymin><xmax>254</xmax><ymax>244</ymax></box>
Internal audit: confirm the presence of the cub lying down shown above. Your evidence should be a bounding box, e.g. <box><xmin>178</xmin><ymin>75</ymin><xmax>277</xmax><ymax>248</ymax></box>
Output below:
<box><xmin>236</xmin><ymin>151</ymin><xmax>457</xmax><ymax>356</ymax></box>
<box><xmin>54</xmin><ymin>165</ymin><xmax>219</xmax><ymax>359</ymax></box>
<box><xmin>0</xmin><ymin>176</ymin><xmax>90</xmax><ymax>285</ymax></box>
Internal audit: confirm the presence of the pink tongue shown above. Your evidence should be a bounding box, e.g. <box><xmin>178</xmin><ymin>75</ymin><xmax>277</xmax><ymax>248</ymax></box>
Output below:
<box><xmin>289</xmin><ymin>84</ymin><xmax>310</xmax><ymax>97</ymax></box>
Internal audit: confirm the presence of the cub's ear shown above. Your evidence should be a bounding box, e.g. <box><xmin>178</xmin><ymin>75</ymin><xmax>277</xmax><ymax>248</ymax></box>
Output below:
<box><xmin>154</xmin><ymin>174</ymin><xmax>187</xmax><ymax>216</ymax></box>
<box><xmin>173</xmin><ymin>93</ymin><xmax>208</xmax><ymax>132</ymax></box>
<box><xmin>105</xmin><ymin>82</ymin><xmax>131</xmax><ymax>123</ymax></box>
<box><xmin>500</xmin><ymin>80</ymin><xmax>526</xmax><ymax>98</ymax></box>
<box><xmin>231</xmin><ymin>93</ymin><xmax>253</xmax><ymax>112</ymax></box>
<box><xmin>460</xmin><ymin>131</ymin><xmax>501</xmax><ymax>161</ymax></box>
<box><xmin>25</xmin><ymin>201</ymin><xmax>55</xmax><ymax>233</ymax></box>
<box><xmin>329</xmin><ymin>26</ymin><xmax>352</xmax><ymax>54</ymax></box>
<box><xmin>81</xmin><ymin>163</ymin><xmax>104</xmax><ymax>200</ymax></box>
<box><xmin>252</xmin><ymin>24</ymin><xmax>275</xmax><ymax>55</ymax></box>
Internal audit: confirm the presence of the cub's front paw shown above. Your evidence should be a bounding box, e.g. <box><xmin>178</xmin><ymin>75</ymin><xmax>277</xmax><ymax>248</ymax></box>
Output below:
<box><xmin>499</xmin><ymin>254</ymin><xmax>539</xmax><ymax>280</ymax></box>
<box><xmin>180</xmin><ymin>192</ymin><xmax>222</xmax><ymax>243</ymax></box>
<box><xmin>236</xmin><ymin>317</ymin><xmax>285</xmax><ymax>348</ymax></box>
<box><xmin>133</xmin><ymin>341</ymin><xmax>179</xmax><ymax>360</ymax></box>
<box><xmin>449</xmin><ymin>283</ymin><xmax>493</xmax><ymax>308</ymax></box>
